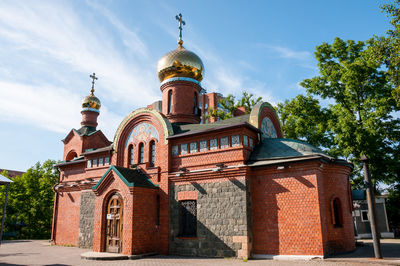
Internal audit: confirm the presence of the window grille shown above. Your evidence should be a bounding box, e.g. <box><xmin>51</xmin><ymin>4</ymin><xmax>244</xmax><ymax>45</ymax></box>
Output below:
<box><xmin>150</xmin><ymin>141</ymin><xmax>156</xmax><ymax>167</ymax></box>
<box><xmin>180</xmin><ymin>200</ymin><xmax>197</xmax><ymax>237</ymax></box>
<box><xmin>139</xmin><ymin>143</ymin><xmax>144</xmax><ymax>163</ymax></box>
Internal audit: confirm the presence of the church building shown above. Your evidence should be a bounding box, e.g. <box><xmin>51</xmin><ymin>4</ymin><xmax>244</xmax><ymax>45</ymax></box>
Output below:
<box><xmin>52</xmin><ymin>15</ymin><xmax>355</xmax><ymax>259</ymax></box>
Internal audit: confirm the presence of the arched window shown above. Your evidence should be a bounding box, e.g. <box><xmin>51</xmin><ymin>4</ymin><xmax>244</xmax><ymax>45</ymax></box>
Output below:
<box><xmin>128</xmin><ymin>144</ymin><xmax>133</xmax><ymax>166</ymax></box>
<box><xmin>156</xmin><ymin>195</ymin><xmax>160</xmax><ymax>226</ymax></box>
<box><xmin>149</xmin><ymin>140</ymin><xmax>156</xmax><ymax>167</ymax></box>
<box><xmin>193</xmin><ymin>92</ymin><xmax>198</xmax><ymax>114</ymax></box>
<box><xmin>333</xmin><ymin>198</ymin><xmax>343</xmax><ymax>227</ymax></box>
<box><xmin>139</xmin><ymin>143</ymin><xmax>144</xmax><ymax>164</ymax></box>
<box><xmin>66</xmin><ymin>151</ymin><xmax>78</xmax><ymax>161</ymax></box>
<box><xmin>168</xmin><ymin>90</ymin><xmax>173</xmax><ymax>114</ymax></box>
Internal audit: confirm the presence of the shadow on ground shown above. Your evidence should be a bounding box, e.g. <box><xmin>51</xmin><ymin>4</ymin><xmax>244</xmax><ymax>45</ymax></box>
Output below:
<box><xmin>329</xmin><ymin>241</ymin><xmax>400</xmax><ymax>259</ymax></box>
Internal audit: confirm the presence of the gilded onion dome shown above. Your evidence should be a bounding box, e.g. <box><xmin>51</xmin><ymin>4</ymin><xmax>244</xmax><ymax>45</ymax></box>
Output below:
<box><xmin>157</xmin><ymin>45</ymin><xmax>204</xmax><ymax>82</ymax></box>
<box><xmin>82</xmin><ymin>73</ymin><xmax>101</xmax><ymax>110</ymax></box>
<box><xmin>82</xmin><ymin>94</ymin><xmax>101</xmax><ymax>110</ymax></box>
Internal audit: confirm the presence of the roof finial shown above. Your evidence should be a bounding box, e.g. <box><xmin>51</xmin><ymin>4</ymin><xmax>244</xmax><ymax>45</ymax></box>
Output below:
<box><xmin>90</xmin><ymin>73</ymin><xmax>98</xmax><ymax>95</ymax></box>
<box><xmin>175</xmin><ymin>13</ymin><xmax>185</xmax><ymax>47</ymax></box>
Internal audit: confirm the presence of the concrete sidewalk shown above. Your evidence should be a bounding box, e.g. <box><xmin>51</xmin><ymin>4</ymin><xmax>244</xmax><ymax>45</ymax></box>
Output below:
<box><xmin>0</xmin><ymin>239</ymin><xmax>399</xmax><ymax>265</ymax></box>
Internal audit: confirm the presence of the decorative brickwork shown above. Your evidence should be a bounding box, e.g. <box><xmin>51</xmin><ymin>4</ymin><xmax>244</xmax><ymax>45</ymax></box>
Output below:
<box><xmin>52</xmin><ymin>40</ymin><xmax>355</xmax><ymax>259</ymax></box>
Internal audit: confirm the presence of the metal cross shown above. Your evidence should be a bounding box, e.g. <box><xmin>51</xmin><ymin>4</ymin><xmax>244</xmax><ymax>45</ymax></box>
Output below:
<box><xmin>90</xmin><ymin>73</ymin><xmax>98</xmax><ymax>95</ymax></box>
<box><xmin>175</xmin><ymin>13</ymin><xmax>185</xmax><ymax>46</ymax></box>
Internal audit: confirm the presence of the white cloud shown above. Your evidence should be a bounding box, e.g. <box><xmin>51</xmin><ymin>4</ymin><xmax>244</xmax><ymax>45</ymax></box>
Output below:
<box><xmin>260</xmin><ymin>44</ymin><xmax>311</xmax><ymax>61</ymax></box>
<box><xmin>0</xmin><ymin>81</ymin><xmax>80</xmax><ymax>133</ymax></box>
<box><xmin>0</xmin><ymin>0</ymin><xmax>161</xmax><ymax>137</ymax></box>
<box><xmin>0</xmin><ymin>1</ymin><xmax>159</xmax><ymax>101</ymax></box>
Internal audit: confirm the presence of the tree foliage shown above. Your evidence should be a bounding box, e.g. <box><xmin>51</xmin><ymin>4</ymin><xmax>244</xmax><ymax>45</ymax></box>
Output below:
<box><xmin>278</xmin><ymin>37</ymin><xmax>400</xmax><ymax>187</ymax></box>
<box><xmin>206</xmin><ymin>91</ymin><xmax>262</xmax><ymax>121</ymax></box>
<box><xmin>373</xmin><ymin>1</ymin><xmax>400</xmax><ymax>107</ymax></box>
<box><xmin>0</xmin><ymin>160</ymin><xmax>59</xmax><ymax>239</ymax></box>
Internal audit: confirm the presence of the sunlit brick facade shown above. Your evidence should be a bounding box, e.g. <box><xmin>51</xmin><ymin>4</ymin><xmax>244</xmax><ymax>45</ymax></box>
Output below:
<box><xmin>52</xmin><ymin>36</ymin><xmax>355</xmax><ymax>259</ymax></box>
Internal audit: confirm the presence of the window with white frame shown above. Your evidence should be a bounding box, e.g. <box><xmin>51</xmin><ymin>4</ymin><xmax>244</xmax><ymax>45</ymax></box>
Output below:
<box><xmin>190</xmin><ymin>142</ymin><xmax>197</xmax><ymax>153</ymax></box>
<box><xmin>361</xmin><ymin>210</ymin><xmax>369</xmax><ymax>222</ymax></box>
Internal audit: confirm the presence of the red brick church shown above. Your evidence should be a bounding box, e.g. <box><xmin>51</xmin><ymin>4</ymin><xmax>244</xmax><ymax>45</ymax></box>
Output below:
<box><xmin>52</xmin><ymin>15</ymin><xmax>355</xmax><ymax>259</ymax></box>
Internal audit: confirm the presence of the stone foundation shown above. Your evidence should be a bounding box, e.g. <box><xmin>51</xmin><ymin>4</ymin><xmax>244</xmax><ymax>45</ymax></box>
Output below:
<box><xmin>169</xmin><ymin>178</ymin><xmax>251</xmax><ymax>258</ymax></box>
<box><xmin>78</xmin><ymin>191</ymin><xmax>95</xmax><ymax>248</ymax></box>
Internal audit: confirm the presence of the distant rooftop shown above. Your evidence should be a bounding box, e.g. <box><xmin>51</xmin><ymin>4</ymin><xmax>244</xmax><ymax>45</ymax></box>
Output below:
<box><xmin>0</xmin><ymin>169</ymin><xmax>25</xmax><ymax>178</ymax></box>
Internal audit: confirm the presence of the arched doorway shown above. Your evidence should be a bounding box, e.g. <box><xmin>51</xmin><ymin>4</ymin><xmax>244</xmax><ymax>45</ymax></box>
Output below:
<box><xmin>105</xmin><ymin>193</ymin><xmax>123</xmax><ymax>253</ymax></box>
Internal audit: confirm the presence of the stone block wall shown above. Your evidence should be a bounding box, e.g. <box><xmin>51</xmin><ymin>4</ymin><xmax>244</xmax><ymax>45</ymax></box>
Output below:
<box><xmin>169</xmin><ymin>177</ymin><xmax>250</xmax><ymax>258</ymax></box>
<box><xmin>78</xmin><ymin>190</ymin><xmax>95</xmax><ymax>248</ymax></box>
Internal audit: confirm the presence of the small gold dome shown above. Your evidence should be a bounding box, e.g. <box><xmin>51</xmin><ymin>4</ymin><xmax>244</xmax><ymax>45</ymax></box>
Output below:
<box><xmin>82</xmin><ymin>94</ymin><xmax>101</xmax><ymax>110</ymax></box>
<box><xmin>157</xmin><ymin>45</ymin><xmax>204</xmax><ymax>82</ymax></box>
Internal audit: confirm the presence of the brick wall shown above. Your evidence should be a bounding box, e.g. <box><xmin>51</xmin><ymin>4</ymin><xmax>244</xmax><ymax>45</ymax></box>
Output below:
<box><xmin>54</xmin><ymin>190</ymin><xmax>82</xmax><ymax>246</ymax></box>
<box><xmin>251</xmin><ymin>162</ymin><xmax>324</xmax><ymax>256</ymax></box>
<box><xmin>132</xmin><ymin>187</ymin><xmax>158</xmax><ymax>254</ymax></box>
<box><xmin>318</xmin><ymin>164</ymin><xmax>355</xmax><ymax>254</ymax></box>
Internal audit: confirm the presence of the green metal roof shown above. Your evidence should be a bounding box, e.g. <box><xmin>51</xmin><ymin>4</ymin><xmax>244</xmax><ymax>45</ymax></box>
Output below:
<box><xmin>92</xmin><ymin>165</ymin><xmax>158</xmax><ymax>190</ymax></box>
<box><xmin>74</xmin><ymin>126</ymin><xmax>98</xmax><ymax>136</ymax></box>
<box><xmin>352</xmin><ymin>190</ymin><xmax>366</xmax><ymax>200</ymax></box>
<box><xmin>249</xmin><ymin>138</ymin><xmax>329</xmax><ymax>161</ymax></box>
<box><xmin>171</xmin><ymin>115</ymin><xmax>257</xmax><ymax>138</ymax></box>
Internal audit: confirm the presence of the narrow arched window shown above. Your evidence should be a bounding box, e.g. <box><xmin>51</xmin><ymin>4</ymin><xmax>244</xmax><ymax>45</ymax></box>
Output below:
<box><xmin>139</xmin><ymin>143</ymin><xmax>144</xmax><ymax>164</ymax></box>
<box><xmin>128</xmin><ymin>144</ymin><xmax>133</xmax><ymax>166</ymax></box>
<box><xmin>333</xmin><ymin>198</ymin><xmax>343</xmax><ymax>227</ymax></box>
<box><xmin>150</xmin><ymin>140</ymin><xmax>156</xmax><ymax>167</ymax></box>
<box><xmin>156</xmin><ymin>195</ymin><xmax>160</xmax><ymax>226</ymax></box>
<box><xmin>193</xmin><ymin>92</ymin><xmax>198</xmax><ymax>114</ymax></box>
<box><xmin>168</xmin><ymin>90</ymin><xmax>173</xmax><ymax>114</ymax></box>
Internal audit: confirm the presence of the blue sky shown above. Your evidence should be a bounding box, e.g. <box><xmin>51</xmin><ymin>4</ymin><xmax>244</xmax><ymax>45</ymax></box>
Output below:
<box><xmin>0</xmin><ymin>0</ymin><xmax>391</xmax><ymax>171</ymax></box>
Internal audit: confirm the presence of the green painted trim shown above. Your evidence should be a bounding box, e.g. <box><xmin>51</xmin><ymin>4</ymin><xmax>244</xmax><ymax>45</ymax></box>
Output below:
<box><xmin>92</xmin><ymin>166</ymin><xmax>114</xmax><ymax>190</ymax></box>
<box><xmin>92</xmin><ymin>165</ymin><xmax>159</xmax><ymax>190</ymax></box>
<box><xmin>87</xmin><ymin>130</ymin><xmax>100</xmax><ymax>136</ymax></box>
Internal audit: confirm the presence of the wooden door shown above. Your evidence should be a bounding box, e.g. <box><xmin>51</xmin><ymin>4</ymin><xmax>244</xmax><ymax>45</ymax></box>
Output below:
<box><xmin>105</xmin><ymin>194</ymin><xmax>123</xmax><ymax>253</ymax></box>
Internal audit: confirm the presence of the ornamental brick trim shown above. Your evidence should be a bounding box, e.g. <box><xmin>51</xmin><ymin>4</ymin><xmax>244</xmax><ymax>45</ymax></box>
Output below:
<box><xmin>177</xmin><ymin>191</ymin><xmax>197</xmax><ymax>201</ymax></box>
<box><xmin>113</xmin><ymin>108</ymin><xmax>173</xmax><ymax>151</ymax></box>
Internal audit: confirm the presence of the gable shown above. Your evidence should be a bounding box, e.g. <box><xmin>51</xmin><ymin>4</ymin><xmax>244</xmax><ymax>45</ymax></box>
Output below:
<box><xmin>249</xmin><ymin>102</ymin><xmax>283</xmax><ymax>139</ymax></box>
<box><xmin>92</xmin><ymin>165</ymin><xmax>158</xmax><ymax>195</ymax></box>
<box><xmin>62</xmin><ymin>129</ymin><xmax>79</xmax><ymax>144</ymax></box>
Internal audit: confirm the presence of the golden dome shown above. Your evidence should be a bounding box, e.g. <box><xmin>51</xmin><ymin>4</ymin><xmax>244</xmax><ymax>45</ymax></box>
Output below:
<box><xmin>82</xmin><ymin>94</ymin><xmax>101</xmax><ymax>110</ymax></box>
<box><xmin>157</xmin><ymin>45</ymin><xmax>204</xmax><ymax>82</ymax></box>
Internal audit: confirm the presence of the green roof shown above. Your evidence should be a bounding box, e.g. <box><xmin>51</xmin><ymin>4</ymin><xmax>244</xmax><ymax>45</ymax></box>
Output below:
<box><xmin>352</xmin><ymin>190</ymin><xmax>366</xmax><ymax>200</ymax></box>
<box><xmin>74</xmin><ymin>126</ymin><xmax>98</xmax><ymax>136</ymax></box>
<box><xmin>93</xmin><ymin>165</ymin><xmax>158</xmax><ymax>190</ymax></box>
<box><xmin>171</xmin><ymin>114</ymin><xmax>255</xmax><ymax>137</ymax></box>
<box><xmin>249</xmin><ymin>138</ymin><xmax>329</xmax><ymax>161</ymax></box>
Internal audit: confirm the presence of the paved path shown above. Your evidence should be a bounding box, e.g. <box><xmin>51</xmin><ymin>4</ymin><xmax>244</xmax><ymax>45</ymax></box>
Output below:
<box><xmin>0</xmin><ymin>239</ymin><xmax>399</xmax><ymax>266</ymax></box>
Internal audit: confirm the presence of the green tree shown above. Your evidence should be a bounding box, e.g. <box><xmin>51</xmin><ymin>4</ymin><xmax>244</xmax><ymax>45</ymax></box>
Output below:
<box><xmin>206</xmin><ymin>91</ymin><xmax>262</xmax><ymax>121</ymax></box>
<box><xmin>0</xmin><ymin>160</ymin><xmax>59</xmax><ymax>239</ymax></box>
<box><xmin>372</xmin><ymin>1</ymin><xmax>400</xmax><ymax>107</ymax></box>
<box><xmin>278</xmin><ymin>37</ymin><xmax>400</xmax><ymax>187</ymax></box>
<box><xmin>277</xmin><ymin>95</ymin><xmax>337</xmax><ymax>156</ymax></box>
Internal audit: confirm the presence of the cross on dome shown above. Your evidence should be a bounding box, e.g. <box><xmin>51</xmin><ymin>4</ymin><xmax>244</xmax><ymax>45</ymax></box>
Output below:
<box><xmin>90</xmin><ymin>73</ymin><xmax>98</xmax><ymax>95</ymax></box>
<box><xmin>175</xmin><ymin>13</ymin><xmax>185</xmax><ymax>46</ymax></box>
